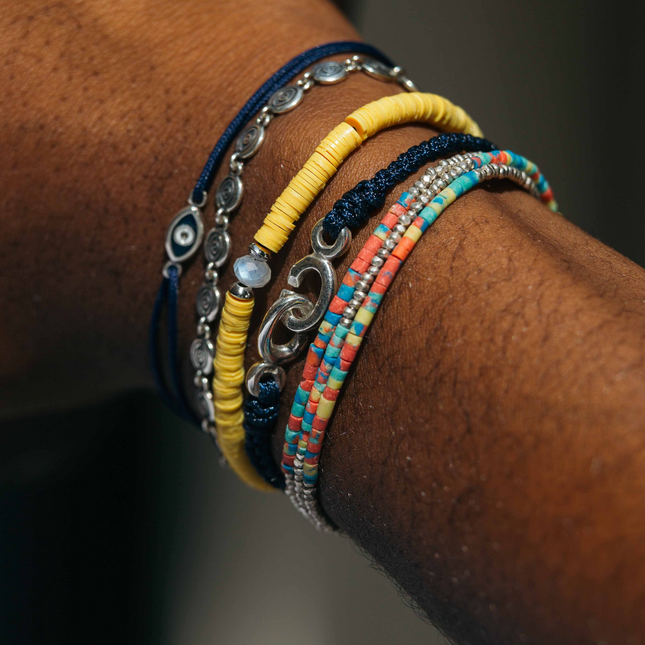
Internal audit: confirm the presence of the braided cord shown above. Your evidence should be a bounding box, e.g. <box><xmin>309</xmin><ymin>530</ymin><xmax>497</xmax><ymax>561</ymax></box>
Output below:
<box><xmin>243</xmin><ymin>380</ymin><xmax>285</xmax><ymax>489</ymax></box>
<box><xmin>323</xmin><ymin>133</ymin><xmax>497</xmax><ymax>239</ymax></box>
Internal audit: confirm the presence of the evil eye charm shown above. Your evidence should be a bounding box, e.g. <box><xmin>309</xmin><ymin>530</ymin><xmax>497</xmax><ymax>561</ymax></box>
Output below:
<box><xmin>165</xmin><ymin>205</ymin><xmax>204</xmax><ymax>264</ymax></box>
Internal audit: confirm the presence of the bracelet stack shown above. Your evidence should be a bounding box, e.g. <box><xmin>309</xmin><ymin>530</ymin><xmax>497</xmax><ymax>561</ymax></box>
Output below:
<box><xmin>150</xmin><ymin>44</ymin><xmax>559</xmax><ymax>529</ymax></box>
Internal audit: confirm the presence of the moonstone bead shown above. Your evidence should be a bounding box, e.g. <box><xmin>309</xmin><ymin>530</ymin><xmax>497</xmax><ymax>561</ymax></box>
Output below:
<box><xmin>234</xmin><ymin>255</ymin><xmax>271</xmax><ymax>288</ymax></box>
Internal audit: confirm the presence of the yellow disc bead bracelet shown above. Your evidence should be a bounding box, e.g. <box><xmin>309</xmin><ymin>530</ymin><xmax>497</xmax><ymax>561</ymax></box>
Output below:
<box><xmin>213</xmin><ymin>290</ymin><xmax>275</xmax><ymax>492</ymax></box>
<box><xmin>214</xmin><ymin>91</ymin><xmax>483</xmax><ymax>490</ymax></box>
<box><xmin>255</xmin><ymin>92</ymin><xmax>482</xmax><ymax>253</ymax></box>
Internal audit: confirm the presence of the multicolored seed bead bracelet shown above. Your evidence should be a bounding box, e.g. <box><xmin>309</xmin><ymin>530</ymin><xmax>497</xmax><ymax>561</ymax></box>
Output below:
<box><xmin>283</xmin><ymin>153</ymin><xmax>489</xmax><ymax>526</ymax></box>
<box><xmin>244</xmin><ymin>134</ymin><xmax>497</xmax><ymax>490</ymax></box>
<box><xmin>288</xmin><ymin>150</ymin><xmax>558</xmax><ymax>528</ymax></box>
<box><xmin>214</xmin><ymin>93</ymin><xmax>484</xmax><ymax>489</ymax></box>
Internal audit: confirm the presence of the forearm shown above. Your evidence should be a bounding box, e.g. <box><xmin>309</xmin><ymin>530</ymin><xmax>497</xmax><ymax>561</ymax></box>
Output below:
<box><xmin>3</xmin><ymin>2</ymin><xmax>645</xmax><ymax>644</ymax></box>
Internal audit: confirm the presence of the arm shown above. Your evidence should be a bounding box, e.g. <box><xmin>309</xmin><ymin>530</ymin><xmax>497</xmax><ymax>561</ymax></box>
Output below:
<box><xmin>2</xmin><ymin>2</ymin><xmax>645</xmax><ymax>644</ymax></box>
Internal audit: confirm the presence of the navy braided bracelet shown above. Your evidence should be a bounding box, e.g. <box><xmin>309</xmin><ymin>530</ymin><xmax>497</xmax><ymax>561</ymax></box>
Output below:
<box><xmin>323</xmin><ymin>133</ymin><xmax>498</xmax><ymax>239</ymax></box>
<box><xmin>245</xmin><ymin>133</ymin><xmax>499</xmax><ymax>488</ymax></box>
<box><xmin>243</xmin><ymin>380</ymin><xmax>285</xmax><ymax>490</ymax></box>
<box><xmin>150</xmin><ymin>42</ymin><xmax>394</xmax><ymax>424</ymax></box>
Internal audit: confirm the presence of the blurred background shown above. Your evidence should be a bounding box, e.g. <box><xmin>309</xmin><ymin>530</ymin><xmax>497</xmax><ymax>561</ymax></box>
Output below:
<box><xmin>2</xmin><ymin>1</ymin><xmax>644</xmax><ymax>643</ymax></box>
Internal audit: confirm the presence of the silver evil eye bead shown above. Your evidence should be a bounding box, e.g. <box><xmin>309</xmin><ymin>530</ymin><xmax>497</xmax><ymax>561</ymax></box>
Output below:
<box><xmin>312</xmin><ymin>61</ymin><xmax>348</xmax><ymax>84</ymax></box>
<box><xmin>190</xmin><ymin>338</ymin><xmax>214</xmax><ymax>374</ymax></box>
<box><xmin>196</xmin><ymin>284</ymin><xmax>221</xmax><ymax>322</ymax></box>
<box><xmin>165</xmin><ymin>206</ymin><xmax>204</xmax><ymax>264</ymax></box>
<box><xmin>268</xmin><ymin>85</ymin><xmax>304</xmax><ymax>114</ymax></box>
<box><xmin>216</xmin><ymin>175</ymin><xmax>243</xmax><ymax>213</ymax></box>
<box><xmin>235</xmin><ymin>123</ymin><xmax>265</xmax><ymax>160</ymax></box>
<box><xmin>361</xmin><ymin>58</ymin><xmax>395</xmax><ymax>81</ymax></box>
<box><xmin>204</xmin><ymin>228</ymin><xmax>231</xmax><ymax>268</ymax></box>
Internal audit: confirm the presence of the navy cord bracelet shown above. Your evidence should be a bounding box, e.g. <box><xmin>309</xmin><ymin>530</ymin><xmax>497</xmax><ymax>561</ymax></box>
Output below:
<box><xmin>244</xmin><ymin>133</ymin><xmax>498</xmax><ymax>488</ymax></box>
<box><xmin>323</xmin><ymin>133</ymin><xmax>498</xmax><ymax>239</ymax></box>
<box><xmin>150</xmin><ymin>41</ymin><xmax>394</xmax><ymax>423</ymax></box>
<box><xmin>243</xmin><ymin>380</ymin><xmax>285</xmax><ymax>490</ymax></box>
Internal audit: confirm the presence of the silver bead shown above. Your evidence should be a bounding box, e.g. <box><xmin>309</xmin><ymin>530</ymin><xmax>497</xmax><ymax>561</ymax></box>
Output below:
<box><xmin>312</xmin><ymin>61</ymin><xmax>348</xmax><ymax>84</ymax></box>
<box><xmin>408</xmin><ymin>186</ymin><xmax>420</xmax><ymax>198</ymax></box>
<box><xmin>398</xmin><ymin>214</ymin><xmax>412</xmax><ymax>226</ymax></box>
<box><xmin>414</xmin><ymin>180</ymin><xmax>425</xmax><ymax>190</ymax></box>
<box><xmin>371</xmin><ymin>255</ymin><xmax>384</xmax><ymax>268</ymax></box>
<box><xmin>419</xmin><ymin>193</ymin><xmax>430</xmax><ymax>204</ymax></box>
<box><xmin>348</xmin><ymin>298</ymin><xmax>363</xmax><ymax>309</ymax></box>
<box><xmin>410</xmin><ymin>201</ymin><xmax>423</xmax><ymax>212</ymax></box>
<box><xmin>216</xmin><ymin>174</ymin><xmax>243</xmax><ymax>213</ymax></box>
<box><xmin>389</xmin><ymin>231</ymin><xmax>402</xmax><ymax>243</ymax></box>
<box><xmin>376</xmin><ymin>247</ymin><xmax>390</xmax><ymax>259</ymax></box>
<box><xmin>352</xmin><ymin>290</ymin><xmax>366</xmax><ymax>303</ymax></box>
<box><xmin>197</xmin><ymin>320</ymin><xmax>211</xmax><ymax>339</ymax></box>
<box><xmin>441</xmin><ymin>173</ymin><xmax>451</xmax><ymax>183</ymax></box>
<box><xmin>354</xmin><ymin>280</ymin><xmax>370</xmax><ymax>293</ymax></box>
<box><xmin>383</xmin><ymin>237</ymin><xmax>397</xmax><ymax>250</ymax></box>
<box><xmin>193</xmin><ymin>370</ymin><xmax>204</xmax><ymax>387</ymax></box>
<box><xmin>426</xmin><ymin>167</ymin><xmax>437</xmax><ymax>179</ymax></box>
<box><xmin>268</xmin><ymin>85</ymin><xmax>304</xmax><ymax>113</ymax></box>
<box><xmin>214</xmin><ymin>211</ymin><xmax>229</xmax><ymax>229</ymax></box>
<box><xmin>343</xmin><ymin>305</ymin><xmax>357</xmax><ymax>318</ymax></box>
<box><xmin>361</xmin><ymin>271</ymin><xmax>376</xmax><ymax>283</ymax></box>
<box><xmin>367</xmin><ymin>265</ymin><xmax>380</xmax><ymax>277</ymax></box>
<box><xmin>394</xmin><ymin>223</ymin><xmax>407</xmax><ymax>235</ymax></box>
<box><xmin>228</xmin><ymin>282</ymin><xmax>254</xmax><ymax>299</ymax></box>
<box><xmin>248</xmin><ymin>242</ymin><xmax>271</xmax><ymax>262</ymax></box>
<box><xmin>339</xmin><ymin>316</ymin><xmax>354</xmax><ymax>328</ymax></box>
<box><xmin>431</xmin><ymin>182</ymin><xmax>442</xmax><ymax>193</ymax></box>
<box><xmin>436</xmin><ymin>178</ymin><xmax>447</xmax><ymax>189</ymax></box>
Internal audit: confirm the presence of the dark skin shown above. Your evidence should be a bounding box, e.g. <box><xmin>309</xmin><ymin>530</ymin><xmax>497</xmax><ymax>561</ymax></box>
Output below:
<box><xmin>2</xmin><ymin>1</ymin><xmax>645</xmax><ymax>643</ymax></box>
